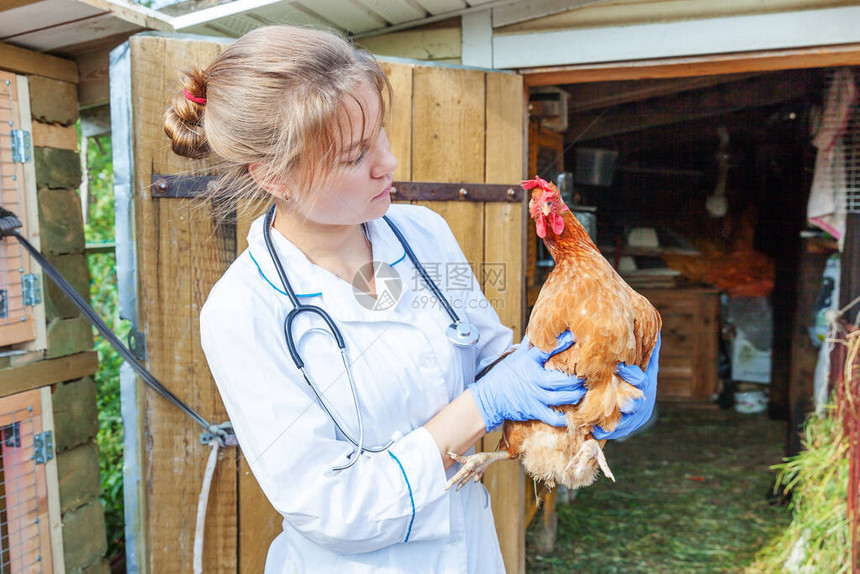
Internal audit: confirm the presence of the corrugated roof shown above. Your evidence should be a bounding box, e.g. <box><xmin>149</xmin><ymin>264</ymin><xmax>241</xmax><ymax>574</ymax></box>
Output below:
<box><xmin>167</xmin><ymin>0</ymin><xmax>502</xmax><ymax>38</ymax></box>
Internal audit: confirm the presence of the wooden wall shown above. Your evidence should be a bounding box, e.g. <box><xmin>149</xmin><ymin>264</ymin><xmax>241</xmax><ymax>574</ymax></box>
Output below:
<box><xmin>127</xmin><ymin>33</ymin><xmax>527</xmax><ymax>573</ymax></box>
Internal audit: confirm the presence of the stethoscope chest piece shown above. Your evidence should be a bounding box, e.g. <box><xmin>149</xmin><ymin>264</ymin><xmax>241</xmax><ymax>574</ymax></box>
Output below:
<box><xmin>447</xmin><ymin>321</ymin><xmax>480</xmax><ymax>347</ymax></box>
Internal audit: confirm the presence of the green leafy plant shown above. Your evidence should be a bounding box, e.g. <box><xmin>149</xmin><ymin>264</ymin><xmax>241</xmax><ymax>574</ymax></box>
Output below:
<box><xmin>84</xmin><ymin>134</ymin><xmax>128</xmax><ymax>560</ymax></box>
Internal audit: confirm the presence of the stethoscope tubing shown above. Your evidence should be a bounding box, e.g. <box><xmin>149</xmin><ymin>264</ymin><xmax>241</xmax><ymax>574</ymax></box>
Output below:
<box><xmin>262</xmin><ymin>204</ymin><xmax>474</xmax><ymax>470</ymax></box>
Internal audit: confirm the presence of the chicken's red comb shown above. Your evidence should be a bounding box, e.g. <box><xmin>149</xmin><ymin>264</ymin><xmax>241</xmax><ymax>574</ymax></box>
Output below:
<box><xmin>521</xmin><ymin>176</ymin><xmax>551</xmax><ymax>191</ymax></box>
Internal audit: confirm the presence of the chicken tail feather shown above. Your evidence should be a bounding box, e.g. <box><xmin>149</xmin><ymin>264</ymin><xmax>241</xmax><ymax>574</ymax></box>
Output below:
<box><xmin>569</xmin><ymin>372</ymin><xmax>643</xmax><ymax>431</ymax></box>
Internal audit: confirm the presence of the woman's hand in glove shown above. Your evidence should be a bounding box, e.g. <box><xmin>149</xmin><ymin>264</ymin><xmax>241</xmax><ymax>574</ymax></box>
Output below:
<box><xmin>467</xmin><ymin>331</ymin><xmax>586</xmax><ymax>432</ymax></box>
<box><xmin>592</xmin><ymin>333</ymin><xmax>661</xmax><ymax>440</ymax></box>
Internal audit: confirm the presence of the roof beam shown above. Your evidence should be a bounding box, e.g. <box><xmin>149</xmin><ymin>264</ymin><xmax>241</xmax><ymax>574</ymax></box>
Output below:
<box><xmin>0</xmin><ymin>40</ymin><xmax>78</xmax><ymax>82</ymax></box>
<box><xmin>563</xmin><ymin>73</ymin><xmax>760</xmax><ymax>114</ymax></box>
<box><xmin>566</xmin><ymin>71</ymin><xmax>812</xmax><ymax>142</ymax></box>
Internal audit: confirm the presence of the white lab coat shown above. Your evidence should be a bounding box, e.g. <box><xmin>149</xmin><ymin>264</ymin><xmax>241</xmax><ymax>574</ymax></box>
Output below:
<box><xmin>200</xmin><ymin>204</ymin><xmax>513</xmax><ymax>573</ymax></box>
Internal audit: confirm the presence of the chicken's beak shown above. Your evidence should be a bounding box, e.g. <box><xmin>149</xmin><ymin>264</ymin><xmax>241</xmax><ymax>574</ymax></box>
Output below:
<box><xmin>540</xmin><ymin>203</ymin><xmax>552</xmax><ymax>216</ymax></box>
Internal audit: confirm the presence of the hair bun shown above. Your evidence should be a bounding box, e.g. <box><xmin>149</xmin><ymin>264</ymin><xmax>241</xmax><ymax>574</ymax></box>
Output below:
<box><xmin>164</xmin><ymin>68</ymin><xmax>210</xmax><ymax>159</ymax></box>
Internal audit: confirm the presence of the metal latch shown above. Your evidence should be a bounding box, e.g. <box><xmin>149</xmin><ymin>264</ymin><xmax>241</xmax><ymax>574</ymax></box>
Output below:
<box><xmin>34</xmin><ymin>431</ymin><xmax>53</xmax><ymax>464</ymax></box>
<box><xmin>11</xmin><ymin>129</ymin><xmax>31</xmax><ymax>163</ymax></box>
<box><xmin>22</xmin><ymin>273</ymin><xmax>41</xmax><ymax>306</ymax></box>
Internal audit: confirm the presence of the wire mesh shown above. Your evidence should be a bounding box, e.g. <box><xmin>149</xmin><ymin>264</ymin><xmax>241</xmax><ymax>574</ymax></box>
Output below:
<box><xmin>0</xmin><ymin>79</ymin><xmax>28</xmax><ymax>328</ymax></box>
<box><xmin>818</xmin><ymin>68</ymin><xmax>860</xmax><ymax>215</ymax></box>
<box><xmin>0</xmin><ymin>405</ymin><xmax>42</xmax><ymax>573</ymax></box>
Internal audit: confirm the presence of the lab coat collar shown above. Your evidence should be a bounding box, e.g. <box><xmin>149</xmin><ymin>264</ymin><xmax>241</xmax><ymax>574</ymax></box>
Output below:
<box><xmin>244</xmin><ymin>210</ymin><xmax>410</xmax><ymax>323</ymax></box>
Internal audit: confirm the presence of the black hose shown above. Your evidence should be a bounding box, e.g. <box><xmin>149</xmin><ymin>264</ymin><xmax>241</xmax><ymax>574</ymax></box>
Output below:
<box><xmin>7</xmin><ymin>227</ymin><xmax>217</xmax><ymax>433</ymax></box>
<box><xmin>0</xmin><ymin>207</ymin><xmax>22</xmax><ymax>238</ymax></box>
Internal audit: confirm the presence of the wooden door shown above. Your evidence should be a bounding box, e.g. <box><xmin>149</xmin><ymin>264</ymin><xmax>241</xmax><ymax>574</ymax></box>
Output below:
<box><xmin>0</xmin><ymin>389</ymin><xmax>56</xmax><ymax>574</ymax></box>
<box><xmin>123</xmin><ymin>33</ymin><xmax>525</xmax><ymax>573</ymax></box>
<box><xmin>0</xmin><ymin>73</ymin><xmax>38</xmax><ymax>347</ymax></box>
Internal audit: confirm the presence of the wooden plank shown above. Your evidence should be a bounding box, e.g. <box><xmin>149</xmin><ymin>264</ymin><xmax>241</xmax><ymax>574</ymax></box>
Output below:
<box><xmin>189</xmin><ymin>199</ymin><xmax>239</xmax><ymax>571</ymax></box>
<box><xmin>381</xmin><ymin>61</ymin><xmax>413</xmax><ymax>182</ymax></box>
<box><xmin>0</xmin><ymin>40</ymin><xmax>77</xmax><ymax>83</ymax></box>
<box><xmin>0</xmin><ymin>0</ymin><xmax>103</xmax><ymax>39</ymax></box>
<box><xmin>482</xmin><ymin>70</ymin><xmax>526</xmax><ymax>574</ymax></box>
<box><xmin>32</xmin><ymin>121</ymin><xmax>78</xmax><ymax>150</ymax></box>
<box><xmin>523</xmin><ymin>43</ymin><xmax>860</xmax><ymax>86</ymax></box>
<box><xmin>39</xmin><ymin>386</ymin><xmax>63</xmax><ymax>574</ymax></box>
<box><xmin>0</xmin><ymin>351</ymin><xmax>98</xmax><ymax>398</ymax></box>
<box><xmin>692</xmin><ymin>291</ymin><xmax>719</xmax><ymax>399</ymax></box>
<box><xmin>841</xmin><ymin>214</ymin><xmax>860</xmax><ymax>325</ymax></box>
<box><xmin>414</xmin><ymin>200</ymin><xmax>485</xmax><ymax>268</ymax></box>
<box><xmin>411</xmin><ymin>66</ymin><xmax>485</xmax><ymax>183</ymax></box>
<box><xmin>14</xmin><ymin>75</ymin><xmax>47</xmax><ymax>353</ymax></box>
<box><xmin>130</xmin><ymin>32</ymin><xmax>168</xmax><ymax>574</ymax></box>
<box><xmin>129</xmin><ymin>35</ymin><xmax>237</xmax><ymax>573</ymax></box>
<box><xmin>7</xmin><ymin>12</ymin><xmax>139</xmax><ymax>54</ymax></box>
<box><xmin>157</xmin><ymin>37</ymin><xmax>233</xmax><ymax>574</ymax></box>
<box><xmin>238</xmin><ymin>454</ymin><xmax>281</xmax><ymax>574</ymax></box>
<box><xmin>0</xmin><ymin>0</ymin><xmax>42</xmax><ymax>11</ymax></box>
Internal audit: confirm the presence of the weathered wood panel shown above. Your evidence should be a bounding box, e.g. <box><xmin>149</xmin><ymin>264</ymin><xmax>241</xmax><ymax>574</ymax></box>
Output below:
<box><xmin>129</xmin><ymin>35</ymin><xmax>237</xmax><ymax>574</ymax></box>
<box><xmin>380</xmin><ymin>60</ymin><xmax>413</xmax><ymax>182</ymax></box>
<box><xmin>394</xmin><ymin>63</ymin><xmax>525</xmax><ymax>573</ymax></box>
<box><xmin>481</xmin><ymin>70</ymin><xmax>526</xmax><ymax>574</ymax></box>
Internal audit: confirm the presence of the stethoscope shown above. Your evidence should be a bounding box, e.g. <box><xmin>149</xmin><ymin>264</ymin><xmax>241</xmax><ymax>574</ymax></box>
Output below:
<box><xmin>262</xmin><ymin>204</ymin><xmax>480</xmax><ymax>470</ymax></box>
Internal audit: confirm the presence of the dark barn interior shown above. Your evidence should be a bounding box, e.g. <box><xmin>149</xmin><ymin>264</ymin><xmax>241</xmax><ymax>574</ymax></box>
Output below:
<box><xmin>525</xmin><ymin>67</ymin><xmax>847</xmax><ymax>571</ymax></box>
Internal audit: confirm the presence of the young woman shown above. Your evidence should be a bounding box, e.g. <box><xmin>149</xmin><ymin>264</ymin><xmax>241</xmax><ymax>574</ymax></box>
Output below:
<box><xmin>164</xmin><ymin>25</ymin><xmax>656</xmax><ymax>573</ymax></box>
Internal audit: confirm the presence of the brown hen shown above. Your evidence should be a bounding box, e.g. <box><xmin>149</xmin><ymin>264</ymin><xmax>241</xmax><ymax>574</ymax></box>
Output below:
<box><xmin>447</xmin><ymin>177</ymin><xmax>661</xmax><ymax>491</ymax></box>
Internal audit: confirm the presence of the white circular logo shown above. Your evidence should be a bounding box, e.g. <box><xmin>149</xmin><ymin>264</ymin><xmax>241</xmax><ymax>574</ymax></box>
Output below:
<box><xmin>352</xmin><ymin>261</ymin><xmax>402</xmax><ymax>311</ymax></box>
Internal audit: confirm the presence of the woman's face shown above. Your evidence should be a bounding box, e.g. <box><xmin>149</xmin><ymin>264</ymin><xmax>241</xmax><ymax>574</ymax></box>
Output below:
<box><xmin>284</xmin><ymin>81</ymin><xmax>398</xmax><ymax>226</ymax></box>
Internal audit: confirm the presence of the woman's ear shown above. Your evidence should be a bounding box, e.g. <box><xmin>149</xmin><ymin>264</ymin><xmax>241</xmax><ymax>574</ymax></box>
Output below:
<box><xmin>248</xmin><ymin>162</ymin><xmax>289</xmax><ymax>200</ymax></box>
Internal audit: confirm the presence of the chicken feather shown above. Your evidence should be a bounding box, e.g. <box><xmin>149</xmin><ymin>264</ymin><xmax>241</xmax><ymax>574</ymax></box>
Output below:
<box><xmin>446</xmin><ymin>177</ymin><xmax>661</xmax><ymax>492</ymax></box>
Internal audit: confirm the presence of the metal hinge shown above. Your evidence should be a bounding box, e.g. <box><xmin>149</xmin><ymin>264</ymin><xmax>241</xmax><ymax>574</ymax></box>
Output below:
<box><xmin>128</xmin><ymin>328</ymin><xmax>146</xmax><ymax>361</ymax></box>
<box><xmin>0</xmin><ymin>289</ymin><xmax>6</xmax><ymax>318</ymax></box>
<box><xmin>22</xmin><ymin>273</ymin><xmax>41</xmax><ymax>306</ymax></box>
<box><xmin>34</xmin><ymin>431</ymin><xmax>53</xmax><ymax>464</ymax></box>
<box><xmin>10</xmin><ymin>129</ymin><xmax>32</xmax><ymax>163</ymax></box>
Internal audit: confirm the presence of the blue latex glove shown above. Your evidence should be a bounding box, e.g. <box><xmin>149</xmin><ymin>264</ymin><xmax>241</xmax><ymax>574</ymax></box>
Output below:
<box><xmin>592</xmin><ymin>333</ymin><xmax>661</xmax><ymax>440</ymax></box>
<box><xmin>468</xmin><ymin>331</ymin><xmax>587</xmax><ymax>432</ymax></box>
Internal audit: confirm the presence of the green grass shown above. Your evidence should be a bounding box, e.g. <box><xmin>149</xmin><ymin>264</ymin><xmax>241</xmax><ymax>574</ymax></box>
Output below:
<box><xmin>526</xmin><ymin>404</ymin><xmax>791</xmax><ymax>573</ymax></box>
<box><xmin>747</xmin><ymin>406</ymin><xmax>850</xmax><ymax>573</ymax></box>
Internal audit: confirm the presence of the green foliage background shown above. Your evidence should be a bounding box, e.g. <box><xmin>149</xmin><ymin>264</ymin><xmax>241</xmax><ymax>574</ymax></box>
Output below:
<box><xmin>84</xmin><ymin>134</ymin><xmax>127</xmax><ymax>560</ymax></box>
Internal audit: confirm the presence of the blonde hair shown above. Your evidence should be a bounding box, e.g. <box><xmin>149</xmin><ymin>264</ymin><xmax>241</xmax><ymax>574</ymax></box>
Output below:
<box><xmin>164</xmin><ymin>25</ymin><xmax>391</xmax><ymax>212</ymax></box>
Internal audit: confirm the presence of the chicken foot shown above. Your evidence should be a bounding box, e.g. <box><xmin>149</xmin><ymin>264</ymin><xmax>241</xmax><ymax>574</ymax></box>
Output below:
<box><xmin>566</xmin><ymin>439</ymin><xmax>615</xmax><ymax>483</ymax></box>
<box><xmin>445</xmin><ymin>451</ymin><xmax>511</xmax><ymax>491</ymax></box>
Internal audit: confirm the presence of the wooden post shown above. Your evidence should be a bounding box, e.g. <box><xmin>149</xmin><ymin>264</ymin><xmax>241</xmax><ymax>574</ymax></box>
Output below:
<box><xmin>127</xmin><ymin>35</ymin><xmax>237</xmax><ymax>573</ymax></box>
<box><xmin>841</xmin><ymin>214</ymin><xmax>860</xmax><ymax>325</ymax></box>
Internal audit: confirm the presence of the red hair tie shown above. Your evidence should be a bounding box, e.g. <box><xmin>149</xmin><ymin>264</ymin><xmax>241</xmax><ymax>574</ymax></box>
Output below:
<box><xmin>183</xmin><ymin>88</ymin><xmax>207</xmax><ymax>105</ymax></box>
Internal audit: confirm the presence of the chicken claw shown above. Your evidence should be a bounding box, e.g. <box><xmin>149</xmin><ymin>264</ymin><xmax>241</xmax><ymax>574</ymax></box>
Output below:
<box><xmin>566</xmin><ymin>439</ymin><xmax>616</xmax><ymax>483</ymax></box>
<box><xmin>445</xmin><ymin>451</ymin><xmax>511</xmax><ymax>491</ymax></box>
